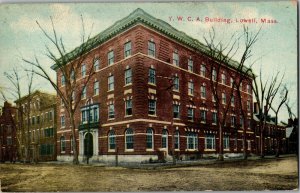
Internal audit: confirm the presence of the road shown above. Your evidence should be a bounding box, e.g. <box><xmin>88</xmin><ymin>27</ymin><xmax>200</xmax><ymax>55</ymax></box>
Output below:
<box><xmin>0</xmin><ymin>156</ymin><xmax>298</xmax><ymax>191</ymax></box>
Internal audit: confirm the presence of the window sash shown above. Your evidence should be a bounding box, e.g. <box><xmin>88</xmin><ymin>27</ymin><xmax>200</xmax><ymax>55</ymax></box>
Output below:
<box><xmin>81</xmin><ymin>64</ymin><xmax>86</xmax><ymax>77</ymax></box>
<box><xmin>124</xmin><ymin>42</ymin><xmax>132</xmax><ymax>57</ymax></box>
<box><xmin>188</xmin><ymin>82</ymin><xmax>194</xmax><ymax>95</ymax></box>
<box><xmin>188</xmin><ymin>59</ymin><xmax>193</xmax><ymax>71</ymax></box>
<box><xmin>94</xmin><ymin>81</ymin><xmax>99</xmax><ymax>95</ymax></box>
<box><xmin>146</xmin><ymin>129</ymin><xmax>153</xmax><ymax>149</ymax></box>
<box><xmin>173</xmin><ymin>77</ymin><xmax>179</xmax><ymax>90</ymax></box>
<box><xmin>174</xmin><ymin>131</ymin><xmax>179</xmax><ymax>149</ymax></box>
<box><xmin>108</xmin><ymin>76</ymin><xmax>114</xmax><ymax>91</ymax></box>
<box><xmin>223</xmin><ymin>136</ymin><xmax>230</xmax><ymax>149</ymax></box>
<box><xmin>212</xmin><ymin>69</ymin><xmax>217</xmax><ymax>81</ymax></box>
<box><xmin>148</xmin><ymin>68</ymin><xmax>156</xmax><ymax>84</ymax></box>
<box><xmin>212</xmin><ymin>112</ymin><xmax>217</xmax><ymax>124</ymax></box>
<box><xmin>187</xmin><ymin>108</ymin><xmax>194</xmax><ymax>121</ymax></box>
<box><xmin>173</xmin><ymin>52</ymin><xmax>179</xmax><ymax>66</ymax></box>
<box><xmin>200</xmin><ymin>65</ymin><xmax>206</xmax><ymax>76</ymax></box>
<box><xmin>148</xmin><ymin>41</ymin><xmax>155</xmax><ymax>57</ymax></box>
<box><xmin>108</xmin><ymin>51</ymin><xmax>114</xmax><ymax>65</ymax></box>
<box><xmin>148</xmin><ymin>100</ymin><xmax>156</xmax><ymax>115</ymax></box>
<box><xmin>200</xmin><ymin>111</ymin><xmax>206</xmax><ymax>123</ymax></box>
<box><xmin>94</xmin><ymin>59</ymin><xmax>100</xmax><ymax>71</ymax></box>
<box><xmin>108</xmin><ymin>104</ymin><xmax>115</xmax><ymax>119</ymax></box>
<box><xmin>126</xmin><ymin>100</ymin><xmax>132</xmax><ymax>115</ymax></box>
<box><xmin>173</xmin><ymin>105</ymin><xmax>180</xmax><ymax>118</ymax></box>
<box><xmin>201</xmin><ymin>86</ymin><xmax>206</xmax><ymax>98</ymax></box>
<box><xmin>125</xmin><ymin>69</ymin><xmax>132</xmax><ymax>85</ymax></box>
<box><xmin>205</xmin><ymin>135</ymin><xmax>215</xmax><ymax>149</ymax></box>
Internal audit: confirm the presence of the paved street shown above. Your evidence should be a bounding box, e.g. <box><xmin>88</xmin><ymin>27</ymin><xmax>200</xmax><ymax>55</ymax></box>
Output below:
<box><xmin>0</xmin><ymin>156</ymin><xmax>298</xmax><ymax>191</ymax></box>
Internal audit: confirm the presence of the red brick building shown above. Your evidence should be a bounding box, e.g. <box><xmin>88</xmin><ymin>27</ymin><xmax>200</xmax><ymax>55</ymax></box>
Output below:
<box><xmin>0</xmin><ymin>101</ymin><xmax>17</xmax><ymax>162</ymax></box>
<box><xmin>15</xmin><ymin>91</ymin><xmax>57</xmax><ymax>162</ymax></box>
<box><xmin>54</xmin><ymin>9</ymin><xmax>255</xmax><ymax>163</ymax></box>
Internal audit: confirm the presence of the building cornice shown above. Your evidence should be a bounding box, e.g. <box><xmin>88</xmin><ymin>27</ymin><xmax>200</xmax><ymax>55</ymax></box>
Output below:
<box><xmin>51</xmin><ymin>8</ymin><xmax>253</xmax><ymax>77</ymax></box>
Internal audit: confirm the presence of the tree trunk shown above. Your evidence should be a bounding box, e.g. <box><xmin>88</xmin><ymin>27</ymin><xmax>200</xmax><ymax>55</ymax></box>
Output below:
<box><xmin>218</xmin><ymin>124</ymin><xmax>224</xmax><ymax>161</ymax></box>
<box><xmin>260</xmin><ymin>127</ymin><xmax>265</xmax><ymax>158</ymax></box>
<box><xmin>70</xmin><ymin>111</ymin><xmax>79</xmax><ymax>165</ymax></box>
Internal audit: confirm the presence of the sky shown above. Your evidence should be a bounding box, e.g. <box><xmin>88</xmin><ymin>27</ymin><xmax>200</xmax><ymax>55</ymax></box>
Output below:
<box><xmin>0</xmin><ymin>1</ymin><xmax>298</xmax><ymax>122</ymax></box>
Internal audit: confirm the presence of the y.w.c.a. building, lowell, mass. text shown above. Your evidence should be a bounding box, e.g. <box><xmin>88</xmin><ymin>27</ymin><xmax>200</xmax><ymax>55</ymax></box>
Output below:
<box><xmin>53</xmin><ymin>8</ymin><xmax>277</xmax><ymax>163</ymax></box>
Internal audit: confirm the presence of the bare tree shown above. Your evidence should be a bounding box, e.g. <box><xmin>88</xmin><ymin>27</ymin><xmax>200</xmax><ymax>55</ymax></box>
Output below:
<box><xmin>252</xmin><ymin>69</ymin><xmax>284</xmax><ymax>158</ymax></box>
<box><xmin>23</xmin><ymin>16</ymin><xmax>95</xmax><ymax>164</ymax></box>
<box><xmin>4</xmin><ymin>67</ymin><xmax>35</xmax><ymax>163</ymax></box>
<box><xmin>270</xmin><ymin>86</ymin><xmax>288</xmax><ymax>157</ymax></box>
<box><xmin>203</xmin><ymin>26</ymin><xmax>260</xmax><ymax>160</ymax></box>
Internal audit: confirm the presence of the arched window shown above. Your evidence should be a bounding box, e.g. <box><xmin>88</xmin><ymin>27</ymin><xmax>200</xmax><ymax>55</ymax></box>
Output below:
<box><xmin>125</xmin><ymin>128</ymin><xmax>134</xmax><ymax>150</ymax></box>
<box><xmin>162</xmin><ymin>129</ymin><xmax>168</xmax><ymax>149</ymax></box>
<box><xmin>60</xmin><ymin>136</ymin><xmax>66</xmax><ymax>153</ymax></box>
<box><xmin>108</xmin><ymin>130</ymin><xmax>116</xmax><ymax>150</ymax></box>
<box><xmin>146</xmin><ymin>128</ymin><xmax>154</xmax><ymax>149</ymax></box>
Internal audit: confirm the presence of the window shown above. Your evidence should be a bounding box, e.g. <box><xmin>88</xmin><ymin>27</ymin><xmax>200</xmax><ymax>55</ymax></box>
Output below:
<box><xmin>108</xmin><ymin>75</ymin><xmax>114</xmax><ymax>91</ymax></box>
<box><xmin>108</xmin><ymin>50</ymin><xmax>114</xmax><ymax>65</ymax></box>
<box><xmin>37</xmin><ymin>116</ymin><xmax>40</xmax><ymax>124</ymax></box>
<box><xmin>49</xmin><ymin>111</ymin><xmax>53</xmax><ymax>121</ymax></box>
<box><xmin>200</xmin><ymin>64</ymin><xmax>206</xmax><ymax>77</ymax></box>
<box><xmin>162</xmin><ymin>129</ymin><xmax>168</xmax><ymax>149</ymax></box>
<box><xmin>61</xmin><ymin>115</ymin><xmax>65</xmax><ymax>127</ymax></box>
<box><xmin>173</xmin><ymin>104</ymin><xmax>180</xmax><ymax>118</ymax></box>
<box><xmin>125</xmin><ymin>68</ymin><xmax>132</xmax><ymax>85</ymax></box>
<box><xmin>94</xmin><ymin>58</ymin><xmax>100</xmax><ymax>71</ymax></box>
<box><xmin>187</xmin><ymin>132</ymin><xmax>198</xmax><ymax>150</ymax></box>
<box><xmin>200</xmin><ymin>110</ymin><xmax>206</xmax><ymax>123</ymax></box>
<box><xmin>81</xmin><ymin>64</ymin><xmax>86</xmax><ymax>77</ymax></box>
<box><xmin>173</xmin><ymin>76</ymin><xmax>179</xmax><ymax>91</ymax></box>
<box><xmin>124</xmin><ymin>41</ymin><xmax>132</xmax><ymax>57</ymax></box>
<box><xmin>221</xmin><ymin>73</ymin><xmax>226</xmax><ymax>84</ymax></box>
<box><xmin>188</xmin><ymin>108</ymin><xmax>194</xmax><ymax>121</ymax></box>
<box><xmin>32</xmin><ymin>117</ymin><xmax>35</xmax><ymax>125</ymax></box>
<box><xmin>187</xmin><ymin>108</ymin><xmax>194</xmax><ymax>121</ymax></box>
<box><xmin>71</xmin><ymin>70</ymin><xmax>75</xmax><ymax>81</ymax></box>
<box><xmin>201</xmin><ymin>84</ymin><xmax>206</xmax><ymax>98</ymax></box>
<box><xmin>70</xmin><ymin>135</ymin><xmax>74</xmax><ymax>153</ymax></box>
<box><xmin>148</xmin><ymin>41</ymin><xmax>155</xmax><ymax>57</ymax></box>
<box><xmin>125</xmin><ymin>99</ymin><xmax>132</xmax><ymax>116</ymax></box>
<box><xmin>108</xmin><ymin>130</ymin><xmax>116</xmax><ymax>150</ymax></box>
<box><xmin>61</xmin><ymin>75</ymin><xmax>65</xmax><ymax>86</ymax></box>
<box><xmin>230</xmin><ymin>77</ymin><xmax>234</xmax><ymax>87</ymax></box>
<box><xmin>234</xmin><ymin>134</ymin><xmax>238</xmax><ymax>149</ymax></box>
<box><xmin>247</xmin><ymin>100</ymin><xmax>251</xmax><ymax>111</ymax></box>
<box><xmin>231</xmin><ymin>116</ymin><xmax>236</xmax><ymax>127</ymax></box>
<box><xmin>173</xmin><ymin>52</ymin><xmax>179</xmax><ymax>66</ymax></box>
<box><xmin>188</xmin><ymin>59</ymin><xmax>193</xmax><ymax>72</ymax></box>
<box><xmin>231</xmin><ymin>96</ymin><xmax>235</xmax><ymax>106</ymax></box>
<box><xmin>212</xmin><ymin>94</ymin><xmax>216</xmax><ymax>102</ymax></box>
<box><xmin>224</xmin><ymin>135</ymin><xmax>230</xmax><ymax>149</ymax></box>
<box><xmin>40</xmin><ymin>144</ymin><xmax>54</xmax><ymax>156</ymax></box>
<box><xmin>212</xmin><ymin>68</ymin><xmax>217</xmax><ymax>81</ymax></box>
<box><xmin>240</xmin><ymin>116</ymin><xmax>244</xmax><ymax>129</ymax></box>
<box><xmin>148</xmin><ymin>99</ymin><xmax>156</xmax><ymax>115</ymax></box>
<box><xmin>94</xmin><ymin>81</ymin><xmax>99</xmax><ymax>96</ymax></box>
<box><xmin>81</xmin><ymin>105</ymin><xmax>99</xmax><ymax>123</ymax></box>
<box><xmin>222</xmin><ymin>92</ymin><xmax>226</xmax><ymax>104</ymax></box>
<box><xmin>44</xmin><ymin>128</ymin><xmax>54</xmax><ymax>137</ymax></box>
<box><xmin>174</xmin><ymin>130</ymin><xmax>180</xmax><ymax>149</ymax></box>
<box><xmin>247</xmin><ymin>85</ymin><xmax>251</xmax><ymax>94</ymax></box>
<box><xmin>148</xmin><ymin>68</ymin><xmax>156</xmax><ymax>84</ymax></box>
<box><xmin>125</xmin><ymin>128</ymin><xmax>134</xmax><ymax>150</ymax></box>
<box><xmin>146</xmin><ymin>128</ymin><xmax>153</xmax><ymax>149</ymax></box>
<box><xmin>7</xmin><ymin>136</ymin><xmax>12</xmax><ymax>145</ymax></box>
<box><xmin>81</xmin><ymin>86</ymin><xmax>87</xmax><ymax>99</ymax></box>
<box><xmin>240</xmin><ymin>82</ymin><xmax>243</xmax><ymax>91</ymax></box>
<box><xmin>188</xmin><ymin>80</ymin><xmax>194</xmax><ymax>95</ymax></box>
<box><xmin>212</xmin><ymin>112</ymin><xmax>217</xmax><ymax>124</ymax></box>
<box><xmin>108</xmin><ymin>104</ymin><xmax>115</xmax><ymax>119</ymax></box>
<box><xmin>205</xmin><ymin>134</ymin><xmax>215</xmax><ymax>150</ymax></box>
<box><xmin>60</xmin><ymin>136</ymin><xmax>66</xmax><ymax>152</ymax></box>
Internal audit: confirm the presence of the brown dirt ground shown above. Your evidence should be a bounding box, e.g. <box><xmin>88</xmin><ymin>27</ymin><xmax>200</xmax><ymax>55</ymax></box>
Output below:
<box><xmin>0</xmin><ymin>156</ymin><xmax>298</xmax><ymax>192</ymax></box>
